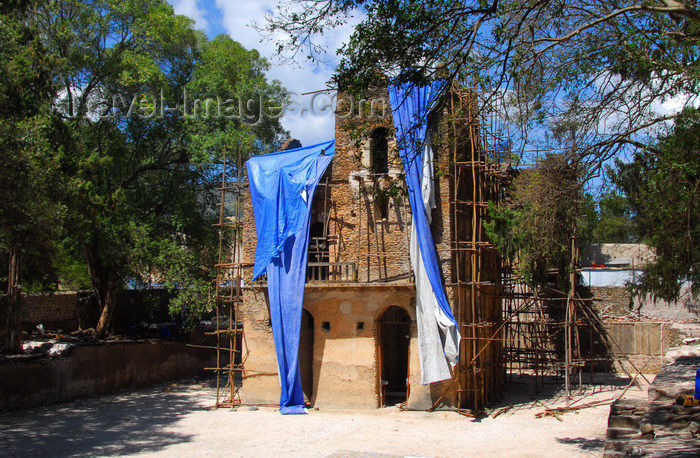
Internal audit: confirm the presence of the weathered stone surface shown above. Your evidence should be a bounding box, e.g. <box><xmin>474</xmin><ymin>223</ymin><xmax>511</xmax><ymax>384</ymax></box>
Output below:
<box><xmin>609</xmin><ymin>414</ymin><xmax>642</xmax><ymax>429</ymax></box>
<box><xmin>0</xmin><ymin>336</ymin><xmax>216</xmax><ymax>411</ymax></box>
<box><xmin>238</xmin><ymin>88</ymin><xmax>502</xmax><ymax>410</ymax></box>
<box><xmin>649</xmin><ymin>349</ymin><xmax>700</xmax><ymax>402</ymax></box>
<box><xmin>606</xmin><ymin>427</ymin><xmax>639</xmax><ymax>440</ymax></box>
<box><xmin>604</xmin><ymin>346</ymin><xmax>700</xmax><ymax>456</ymax></box>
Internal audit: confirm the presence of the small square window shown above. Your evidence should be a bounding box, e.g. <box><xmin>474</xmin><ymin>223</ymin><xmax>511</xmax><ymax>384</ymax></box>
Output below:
<box><xmin>321</xmin><ymin>321</ymin><xmax>331</xmax><ymax>332</ymax></box>
<box><xmin>356</xmin><ymin>322</ymin><xmax>365</xmax><ymax>331</ymax></box>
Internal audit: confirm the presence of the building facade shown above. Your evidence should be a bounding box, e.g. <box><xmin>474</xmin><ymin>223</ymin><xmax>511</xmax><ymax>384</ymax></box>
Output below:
<box><xmin>238</xmin><ymin>87</ymin><xmax>509</xmax><ymax>410</ymax></box>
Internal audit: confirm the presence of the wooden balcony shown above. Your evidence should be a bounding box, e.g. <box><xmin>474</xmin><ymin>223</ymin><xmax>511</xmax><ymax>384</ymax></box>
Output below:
<box><xmin>306</xmin><ymin>261</ymin><xmax>357</xmax><ymax>284</ymax></box>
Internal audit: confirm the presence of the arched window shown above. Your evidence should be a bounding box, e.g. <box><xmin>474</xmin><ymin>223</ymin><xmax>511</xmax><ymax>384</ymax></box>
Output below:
<box><xmin>370</xmin><ymin>127</ymin><xmax>389</xmax><ymax>175</ymax></box>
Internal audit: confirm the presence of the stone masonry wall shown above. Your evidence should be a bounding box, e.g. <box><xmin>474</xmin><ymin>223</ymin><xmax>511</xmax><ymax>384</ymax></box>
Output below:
<box><xmin>0</xmin><ymin>289</ymin><xmax>174</xmax><ymax>341</ymax></box>
<box><xmin>589</xmin><ymin>286</ymin><xmax>634</xmax><ymax>316</ymax></box>
<box><xmin>236</xmin><ymin>87</ymin><xmax>488</xmax><ymax>409</ymax></box>
<box><xmin>588</xmin><ymin>286</ymin><xmax>700</xmax><ymax>321</ymax></box>
<box><xmin>240</xmin><ymin>88</ymin><xmax>458</xmax><ymax>287</ymax></box>
<box><xmin>22</xmin><ymin>291</ymin><xmax>86</xmax><ymax>332</ymax></box>
<box><xmin>332</xmin><ymin>87</ymin><xmax>413</xmax><ymax>283</ymax></box>
<box><xmin>0</xmin><ymin>336</ymin><xmax>216</xmax><ymax>411</ymax></box>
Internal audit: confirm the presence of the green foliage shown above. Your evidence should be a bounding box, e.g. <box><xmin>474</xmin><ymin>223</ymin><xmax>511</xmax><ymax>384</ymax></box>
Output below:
<box><xmin>185</xmin><ymin>34</ymin><xmax>287</xmax><ymax>167</ymax></box>
<box><xmin>0</xmin><ymin>0</ymin><xmax>62</xmax><ymax>293</ymax></box>
<box><xmin>41</xmin><ymin>1</ymin><xmax>285</xmax><ymax>333</ymax></box>
<box><xmin>591</xmin><ymin>190</ymin><xmax>639</xmax><ymax>243</ymax></box>
<box><xmin>485</xmin><ymin>154</ymin><xmax>595</xmax><ymax>290</ymax></box>
<box><xmin>265</xmin><ymin>1</ymin><xmax>700</xmax><ymax>162</ymax></box>
<box><xmin>52</xmin><ymin>243</ymin><xmax>92</xmax><ymax>291</ymax></box>
<box><xmin>1</xmin><ymin>0</ymin><xmax>287</xmax><ymax>335</ymax></box>
<box><xmin>130</xmin><ymin>229</ymin><xmax>213</xmax><ymax>325</ymax></box>
<box><xmin>0</xmin><ymin>116</ymin><xmax>62</xmax><ymax>286</ymax></box>
<box><xmin>265</xmin><ymin>0</ymin><xmax>699</xmax><ymax>307</ymax></box>
<box><xmin>0</xmin><ymin>1</ymin><xmax>62</xmax><ymax>349</ymax></box>
<box><xmin>612</xmin><ymin>108</ymin><xmax>700</xmax><ymax>301</ymax></box>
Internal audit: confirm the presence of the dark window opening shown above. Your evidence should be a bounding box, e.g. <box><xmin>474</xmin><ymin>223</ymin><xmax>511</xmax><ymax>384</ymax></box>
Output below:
<box><xmin>370</xmin><ymin>127</ymin><xmax>389</xmax><ymax>175</ymax></box>
<box><xmin>375</xmin><ymin>198</ymin><xmax>389</xmax><ymax>220</ymax></box>
<box><xmin>307</xmin><ymin>222</ymin><xmax>329</xmax><ymax>281</ymax></box>
<box><xmin>356</xmin><ymin>321</ymin><xmax>365</xmax><ymax>331</ymax></box>
<box><xmin>321</xmin><ymin>321</ymin><xmax>331</xmax><ymax>332</ymax></box>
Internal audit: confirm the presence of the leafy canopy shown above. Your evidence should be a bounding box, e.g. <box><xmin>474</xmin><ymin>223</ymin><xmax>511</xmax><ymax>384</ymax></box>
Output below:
<box><xmin>265</xmin><ymin>1</ymin><xmax>700</xmax><ymax>166</ymax></box>
<box><xmin>591</xmin><ymin>190</ymin><xmax>639</xmax><ymax>244</ymax></box>
<box><xmin>485</xmin><ymin>154</ymin><xmax>595</xmax><ymax>290</ymax></box>
<box><xmin>2</xmin><ymin>0</ymin><xmax>287</xmax><ymax>337</ymax></box>
<box><xmin>266</xmin><ymin>0</ymin><xmax>698</xmax><ymax>301</ymax></box>
<box><xmin>0</xmin><ymin>0</ymin><xmax>62</xmax><ymax>290</ymax></box>
<box><xmin>612</xmin><ymin>108</ymin><xmax>700</xmax><ymax>301</ymax></box>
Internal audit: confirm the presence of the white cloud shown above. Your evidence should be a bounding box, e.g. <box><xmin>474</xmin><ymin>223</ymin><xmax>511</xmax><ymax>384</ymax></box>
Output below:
<box><xmin>168</xmin><ymin>0</ymin><xmax>362</xmax><ymax>145</ymax></box>
<box><xmin>652</xmin><ymin>92</ymin><xmax>699</xmax><ymax>118</ymax></box>
<box><xmin>213</xmin><ymin>0</ymin><xmax>362</xmax><ymax>146</ymax></box>
<box><xmin>170</xmin><ymin>0</ymin><xmax>210</xmax><ymax>32</ymax></box>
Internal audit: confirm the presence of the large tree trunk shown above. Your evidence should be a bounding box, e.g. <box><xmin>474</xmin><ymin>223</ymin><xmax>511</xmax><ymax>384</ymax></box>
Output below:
<box><xmin>94</xmin><ymin>288</ymin><xmax>119</xmax><ymax>338</ymax></box>
<box><xmin>85</xmin><ymin>243</ymin><xmax>121</xmax><ymax>338</ymax></box>
<box><xmin>4</xmin><ymin>248</ymin><xmax>22</xmax><ymax>353</ymax></box>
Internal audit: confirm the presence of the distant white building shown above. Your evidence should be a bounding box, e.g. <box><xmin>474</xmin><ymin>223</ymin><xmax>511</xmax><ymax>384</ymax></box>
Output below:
<box><xmin>580</xmin><ymin>243</ymin><xmax>654</xmax><ymax>287</ymax></box>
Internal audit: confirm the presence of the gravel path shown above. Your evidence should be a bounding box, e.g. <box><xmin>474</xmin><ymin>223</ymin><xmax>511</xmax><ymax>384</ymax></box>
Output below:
<box><xmin>0</xmin><ymin>375</ymin><xmax>648</xmax><ymax>457</ymax></box>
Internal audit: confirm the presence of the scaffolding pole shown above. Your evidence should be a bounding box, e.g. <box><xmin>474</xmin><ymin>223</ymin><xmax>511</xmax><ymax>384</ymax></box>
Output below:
<box><xmin>206</xmin><ymin>149</ymin><xmax>248</xmax><ymax>408</ymax></box>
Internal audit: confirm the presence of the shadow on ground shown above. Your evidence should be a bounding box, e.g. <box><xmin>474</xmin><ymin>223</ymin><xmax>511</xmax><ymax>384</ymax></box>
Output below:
<box><xmin>0</xmin><ymin>381</ymin><xmax>210</xmax><ymax>456</ymax></box>
<box><xmin>555</xmin><ymin>436</ymin><xmax>605</xmax><ymax>451</ymax></box>
<box><xmin>491</xmin><ymin>372</ymin><xmax>634</xmax><ymax>410</ymax></box>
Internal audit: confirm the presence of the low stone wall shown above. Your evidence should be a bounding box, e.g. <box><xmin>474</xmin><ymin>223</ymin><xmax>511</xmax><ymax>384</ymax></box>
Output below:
<box><xmin>22</xmin><ymin>291</ymin><xmax>83</xmax><ymax>331</ymax></box>
<box><xmin>602</xmin><ymin>322</ymin><xmax>673</xmax><ymax>374</ymax></box>
<box><xmin>0</xmin><ymin>289</ymin><xmax>175</xmax><ymax>341</ymax></box>
<box><xmin>588</xmin><ymin>286</ymin><xmax>700</xmax><ymax>321</ymax></box>
<box><xmin>0</xmin><ymin>336</ymin><xmax>216</xmax><ymax>411</ymax></box>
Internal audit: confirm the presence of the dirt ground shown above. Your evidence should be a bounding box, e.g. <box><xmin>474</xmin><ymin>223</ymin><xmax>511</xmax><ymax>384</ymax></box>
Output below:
<box><xmin>0</xmin><ymin>374</ymin><xmax>650</xmax><ymax>457</ymax></box>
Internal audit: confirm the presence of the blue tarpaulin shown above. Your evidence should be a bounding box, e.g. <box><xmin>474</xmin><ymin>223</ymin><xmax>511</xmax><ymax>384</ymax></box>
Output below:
<box><xmin>247</xmin><ymin>140</ymin><xmax>334</xmax><ymax>414</ymax></box>
<box><xmin>389</xmin><ymin>82</ymin><xmax>461</xmax><ymax>383</ymax></box>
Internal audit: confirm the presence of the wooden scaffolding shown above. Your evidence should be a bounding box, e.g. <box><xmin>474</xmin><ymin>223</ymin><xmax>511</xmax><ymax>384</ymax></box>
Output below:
<box><xmin>204</xmin><ymin>86</ymin><xmax>633</xmax><ymax>412</ymax></box>
<box><xmin>207</xmin><ymin>151</ymin><xmax>248</xmax><ymax>408</ymax></box>
<box><xmin>438</xmin><ymin>87</ymin><xmax>511</xmax><ymax>411</ymax></box>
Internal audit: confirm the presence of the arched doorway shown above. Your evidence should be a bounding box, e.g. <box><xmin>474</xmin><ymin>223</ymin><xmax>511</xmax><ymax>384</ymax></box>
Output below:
<box><xmin>377</xmin><ymin>306</ymin><xmax>411</xmax><ymax>406</ymax></box>
<box><xmin>298</xmin><ymin>309</ymin><xmax>315</xmax><ymax>404</ymax></box>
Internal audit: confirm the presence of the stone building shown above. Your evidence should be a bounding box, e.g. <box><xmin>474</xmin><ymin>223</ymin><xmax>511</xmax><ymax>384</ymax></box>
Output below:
<box><xmin>238</xmin><ymin>87</ymin><xmax>510</xmax><ymax>410</ymax></box>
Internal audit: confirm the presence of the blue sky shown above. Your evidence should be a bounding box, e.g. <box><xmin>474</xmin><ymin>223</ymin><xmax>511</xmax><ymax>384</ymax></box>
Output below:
<box><xmin>168</xmin><ymin>0</ymin><xmax>361</xmax><ymax>147</ymax></box>
<box><xmin>167</xmin><ymin>1</ymin><xmax>694</xmax><ymax>189</ymax></box>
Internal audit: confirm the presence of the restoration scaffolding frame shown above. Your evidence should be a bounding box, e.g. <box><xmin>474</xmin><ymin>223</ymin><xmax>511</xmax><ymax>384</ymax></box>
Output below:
<box><xmin>441</xmin><ymin>87</ymin><xmax>510</xmax><ymax>411</ymax></box>
<box><xmin>205</xmin><ymin>86</ymin><xmax>639</xmax><ymax>412</ymax></box>
<box><xmin>207</xmin><ymin>150</ymin><xmax>248</xmax><ymax>408</ymax></box>
<box><xmin>430</xmin><ymin>86</ymin><xmax>638</xmax><ymax>412</ymax></box>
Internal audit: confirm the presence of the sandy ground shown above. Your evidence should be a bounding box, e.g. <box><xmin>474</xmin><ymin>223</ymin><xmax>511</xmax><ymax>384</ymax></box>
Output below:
<box><xmin>0</xmin><ymin>374</ymin><xmax>650</xmax><ymax>457</ymax></box>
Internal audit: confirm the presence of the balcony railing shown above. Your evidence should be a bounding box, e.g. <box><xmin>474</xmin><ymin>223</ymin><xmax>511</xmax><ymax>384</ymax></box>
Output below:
<box><xmin>306</xmin><ymin>261</ymin><xmax>357</xmax><ymax>284</ymax></box>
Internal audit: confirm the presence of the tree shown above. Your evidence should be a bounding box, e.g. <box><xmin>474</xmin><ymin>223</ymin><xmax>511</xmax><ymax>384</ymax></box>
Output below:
<box><xmin>592</xmin><ymin>190</ymin><xmax>639</xmax><ymax>243</ymax></box>
<box><xmin>265</xmin><ymin>0</ymin><xmax>699</xmax><ymax>299</ymax></box>
<box><xmin>264</xmin><ymin>1</ymin><xmax>699</xmax><ymax>164</ymax></box>
<box><xmin>28</xmin><ymin>1</ymin><xmax>286</xmax><ymax>337</ymax></box>
<box><xmin>612</xmin><ymin>107</ymin><xmax>700</xmax><ymax>301</ymax></box>
<box><xmin>0</xmin><ymin>0</ymin><xmax>61</xmax><ymax>352</ymax></box>
<box><xmin>485</xmin><ymin>153</ymin><xmax>595</xmax><ymax>291</ymax></box>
